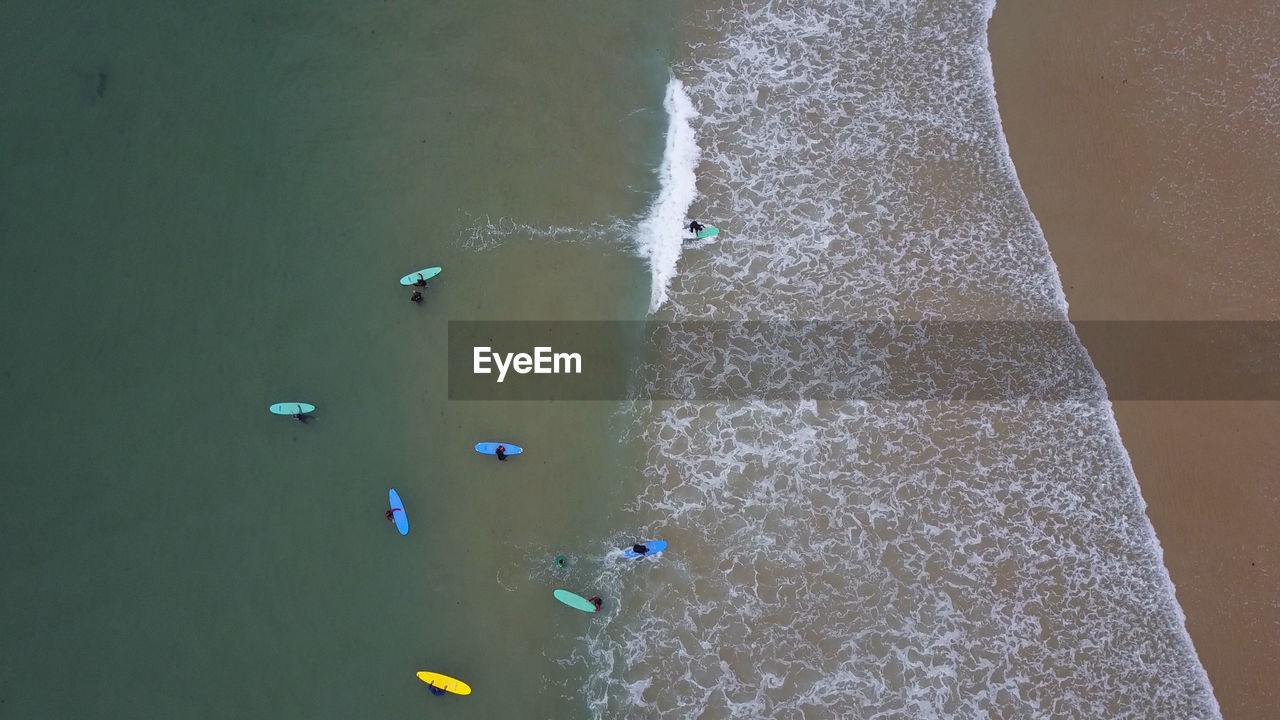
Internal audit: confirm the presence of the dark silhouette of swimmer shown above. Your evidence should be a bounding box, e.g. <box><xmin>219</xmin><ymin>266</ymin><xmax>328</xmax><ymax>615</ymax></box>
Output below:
<box><xmin>413</xmin><ymin>274</ymin><xmax>428</xmax><ymax>287</ymax></box>
<box><xmin>410</xmin><ymin>290</ymin><xmax>423</xmax><ymax>303</ymax></box>
<box><xmin>495</xmin><ymin>445</ymin><xmax>507</xmax><ymax>461</ymax></box>
<box><xmin>632</xmin><ymin>543</ymin><xmax>650</xmax><ymax>555</ymax></box>
<box><xmin>428</xmin><ymin>683</ymin><xmax>446</xmax><ymax>696</ymax></box>
<box><xmin>588</xmin><ymin>596</ymin><xmax>603</xmax><ymax>612</ymax></box>
<box><xmin>386</xmin><ymin>509</ymin><xmax>400</xmax><ymax>522</ymax></box>
<box><xmin>688</xmin><ymin>221</ymin><xmax>704</xmax><ymax>235</ymax></box>
<box><xmin>292</xmin><ymin>412</ymin><xmax>309</xmax><ymax>423</ymax></box>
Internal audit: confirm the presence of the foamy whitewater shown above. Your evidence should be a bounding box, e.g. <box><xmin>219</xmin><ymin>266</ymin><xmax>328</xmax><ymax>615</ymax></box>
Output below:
<box><xmin>637</xmin><ymin>78</ymin><xmax>702</xmax><ymax>313</ymax></box>
<box><xmin>571</xmin><ymin>0</ymin><xmax>1222</xmax><ymax>718</ymax></box>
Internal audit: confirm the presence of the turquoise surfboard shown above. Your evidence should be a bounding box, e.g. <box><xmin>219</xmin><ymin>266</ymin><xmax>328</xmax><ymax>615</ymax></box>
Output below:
<box><xmin>475</xmin><ymin>442</ymin><xmax>523</xmax><ymax>456</ymax></box>
<box><xmin>400</xmin><ymin>267</ymin><xmax>442</xmax><ymax>286</ymax></box>
<box><xmin>695</xmin><ymin>226</ymin><xmax>719</xmax><ymax>239</ymax></box>
<box><xmin>388</xmin><ymin>488</ymin><xmax>408</xmax><ymax>536</ymax></box>
<box><xmin>553</xmin><ymin>589</ymin><xmax>597</xmax><ymax>613</ymax></box>
<box><xmin>622</xmin><ymin>540</ymin><xmax>667</xmax><ymax>559</ymax></box>
<box><xmin>269</xmin><ymin>402</ymin><xmax>315</xmax><ymax>416</ymax></box>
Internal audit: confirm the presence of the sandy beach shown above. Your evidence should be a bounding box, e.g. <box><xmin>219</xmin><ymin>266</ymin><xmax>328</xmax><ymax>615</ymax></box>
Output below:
<box><xmin>989</xmin><ymin>2</ymin><xmax>1280</xmax><ymax>717</ymax></box>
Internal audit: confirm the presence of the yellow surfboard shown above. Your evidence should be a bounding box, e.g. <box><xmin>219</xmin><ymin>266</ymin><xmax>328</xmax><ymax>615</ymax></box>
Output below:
<box><xmin>416</xmin><ymin>671</ymin><xmax>472</xmax><ymax>696</ymax></box>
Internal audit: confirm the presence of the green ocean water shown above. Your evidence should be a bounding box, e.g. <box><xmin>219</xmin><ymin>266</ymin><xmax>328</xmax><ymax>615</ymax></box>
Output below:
<box><xmin>0</xmin><ymin>2</ymin><xmax>668</xmax><ymax>717</ymax></box>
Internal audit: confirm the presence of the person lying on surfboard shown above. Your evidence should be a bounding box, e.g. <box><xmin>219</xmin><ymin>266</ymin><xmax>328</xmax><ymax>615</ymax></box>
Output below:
<box><xmin>631</xmin><ymin>543</ymin><xmax>650</xmax><ymax>555</ymax></box>
<box><xmin>495</xmin><ymin>445</ymin><xmax>507</xmax><ymax>461</ymax></box>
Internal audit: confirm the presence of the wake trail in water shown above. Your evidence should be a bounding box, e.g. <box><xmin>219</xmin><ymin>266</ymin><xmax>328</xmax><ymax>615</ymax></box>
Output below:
<box><xmin>457</xmin><ymin>78</ymin><xmax>700</xmax><ymax>316</ymax></box>
<box><xmin>458</xmin><ymin>212</ymin><xmax>635</xmax><ymax>251</ymax></box>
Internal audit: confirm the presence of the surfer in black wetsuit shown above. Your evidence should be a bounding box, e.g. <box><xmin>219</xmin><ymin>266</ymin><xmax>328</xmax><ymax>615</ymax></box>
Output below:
<box><xmin>495</xmin><ymin>445</ymin><xmax>507</xmax><ymax>461</ymax></box>
<box><xmin>292</xmin><ymin>412</ymin><xmax>308</xmax><ymax>423</ymax></box>
<box><xmin>688</xmin><ymin>220</ymin><xmax>704</xmax><ymax>236</ymax></box>
<box><xmin>410</xmin><ymin>290</ymin><xmax>423</xmax><ymax>303</ymax></box>
<box><xmin>632</xmin><ymin>543</ymin><xmax>650</xmax><ymax>555</ymax></box>
<box><xmin>588</xmin><ymin>596</ymin><xmax>603</xmax><ymax>612</ymax></box>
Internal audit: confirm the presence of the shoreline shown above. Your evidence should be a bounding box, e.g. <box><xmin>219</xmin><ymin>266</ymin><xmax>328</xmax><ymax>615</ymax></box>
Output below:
<box><xmin>988</xmin><ymin>2</ymin><xmax>1280</xmax><ymax>718</ymax></box>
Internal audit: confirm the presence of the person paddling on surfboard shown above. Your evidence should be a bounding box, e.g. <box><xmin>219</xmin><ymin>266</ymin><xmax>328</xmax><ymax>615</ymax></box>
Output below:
<box><xmin>631</xmin><ymin>543</ymin><xmax>650</xmax><ymax>556</ymax></box>
<box><xmin>495</xmin><ymin>444</ymin><xmax>508</xmax><ymax>461</ymax></box>
<box><xmin>588</xmin><ymin>596</ymin><xmax>603</xmax><ymax>612</ymax></box>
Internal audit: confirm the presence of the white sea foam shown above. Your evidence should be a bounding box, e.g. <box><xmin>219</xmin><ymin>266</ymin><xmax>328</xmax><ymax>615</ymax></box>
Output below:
<box><xmin>568</xmin><ymin>0</ymin><xmax>1222</xmax><ymax>717</ymax></box>
<box><xmin>636</xmin><ymin>78</ymin><xmax>701</xmax><ymax>313</ymax></box>
<box><xmin>586</xmin><ymin>399</ymin><xmax>1220</xmax><ymax>718</ymax></box>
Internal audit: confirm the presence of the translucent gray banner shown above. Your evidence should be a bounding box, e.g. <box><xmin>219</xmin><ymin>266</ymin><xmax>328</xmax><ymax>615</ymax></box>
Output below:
<box><xmin>447</xmin><ymin>321</ymin><xmax>1280</xmax><ymax>401</ymax></box>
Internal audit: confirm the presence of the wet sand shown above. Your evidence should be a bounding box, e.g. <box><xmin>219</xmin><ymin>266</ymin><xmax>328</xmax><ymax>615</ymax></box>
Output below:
<box><xmin>989</xmin><ymin>2</ymin><xmax>1279</xmax><ymax>718</ymax></box>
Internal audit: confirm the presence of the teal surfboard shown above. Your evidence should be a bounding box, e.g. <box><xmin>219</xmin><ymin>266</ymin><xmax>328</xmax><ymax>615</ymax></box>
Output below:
<box><xmin>388</xmin><ymin>488</ymin><xmax>409</xmax><ymax>536</ymax></box>
<box><xmin>400</xmin><ymin>267</ymin><xmax>442</xmax><ymax>286</ymax></box>
<box><xmin>553</xmin><ymin>589</ymin><xmax>597</xmax><ymax>613</ymax></box>
<box><xmin>695</xmin><ymin>226</ymin><xmax>719</xmax><ymax>239</ymax></box>
<box><xmin>269</xmin><ymin>402</ymin><xmax>315</xmax><ymax>416</ymax></box>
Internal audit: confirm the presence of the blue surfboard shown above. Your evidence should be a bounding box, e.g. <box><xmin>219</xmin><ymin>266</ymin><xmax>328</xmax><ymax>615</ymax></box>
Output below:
<box><xmin>475</xmin><ymin>442</ymin><xmax>523</xmax><ymax>456</ymax></box>
<box><xmin>622</xmin><ymin>540</ymin><xmax>667</xmax><ymax>559</ymax></box>
<box><xmin>388</xmin><ymin>488</ymin><xmax>409</xmax><ymax>536</ymax></box>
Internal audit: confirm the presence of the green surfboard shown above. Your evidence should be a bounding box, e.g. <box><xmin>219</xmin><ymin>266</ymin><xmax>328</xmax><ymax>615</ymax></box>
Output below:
<box><xmin>553</xmin><ymin>589</ymin><xmax>597</xmax><ymax>613</ymax></box>
<box><xmin>696</xmin><ymin>226</ymin><xmax>720</xmax><ymax>239</ymax></box>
